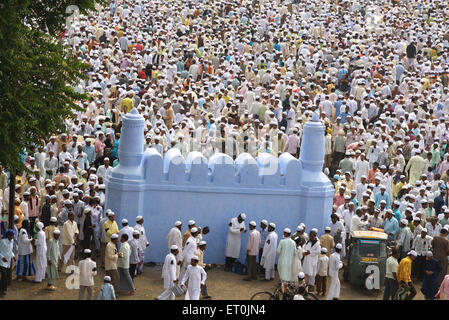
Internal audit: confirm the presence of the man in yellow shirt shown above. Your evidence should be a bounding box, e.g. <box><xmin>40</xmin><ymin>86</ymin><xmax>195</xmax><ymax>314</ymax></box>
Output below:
<box><xmin>104</xmin><ymin>212</ymin><xmax>120</xmax><ymax>243</ymax></box>
<box><xmin>120</xmin><ymin>93</ymin><xmax>134</xmax><ymax>114</ymax></box>
<box><xmin>396</xmin><ymin>250</ymin><xmax>417</xmax><ymax>300</ymax></box>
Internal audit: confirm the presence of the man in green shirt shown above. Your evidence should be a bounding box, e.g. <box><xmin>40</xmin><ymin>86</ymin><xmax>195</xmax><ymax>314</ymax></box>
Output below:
<box><xmin>117</xmin><ymin>234</ymin><xmax>135</xmax><ymax>294</ymax></box>
<box><xmin>383</xmin><ymin>248</ymin><xmax>399</xmax><ymax>300</ymax></box>
<box><xmin>47</xmin><ymin>229</ymin><xmax>61</xmax><ymax>291</ymax></box>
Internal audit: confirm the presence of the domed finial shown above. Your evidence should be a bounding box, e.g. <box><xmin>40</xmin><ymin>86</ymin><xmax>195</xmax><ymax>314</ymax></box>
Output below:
<box><xmin>129</xmin><ymin>108</ymin><xmax>139</xmax><ymax>115</ymax></box>
<box><xmin>311</xmin><ymin>113</ymin><xmax>319</xmax><ymax>122</ymax></box>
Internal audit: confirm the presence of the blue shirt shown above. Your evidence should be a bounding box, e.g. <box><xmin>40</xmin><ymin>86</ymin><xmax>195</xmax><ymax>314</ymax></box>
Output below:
<box><xmin>334</xmin><ymin>101</ymin><xmax>343</xmax><ymax>118</ymax></box>
<box><xmin>375</xmin><ymin>192</ymin><xmax>391</xmax><ymax>209</ymax></box>
<box><xmin>83</xmin><ymin>145</ymin><xmax>96</xmax><ymax>165</ymax></box>
<box><xmin>393</xmin><ymin>209</ymin><xmax>402</xmax><ymax>224</ymax></box>
<box><xmin>97</xmin><ymin>283</ymin><xmax>116</xmax><ymax>300</ymax></box>
<box><xmin>382</xmin><ymin>217</ymin><xmax>399</xmax><ymax>240</ymax></box>
<box><xmin>339</xmin><ymin>112</ymin><xmax>352</xmax><ymax>124</ymax></box>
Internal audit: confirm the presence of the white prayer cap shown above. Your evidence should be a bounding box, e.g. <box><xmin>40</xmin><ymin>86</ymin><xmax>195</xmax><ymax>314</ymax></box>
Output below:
<box><xmin>336</xmin><ymin>243</ymin><xmax>343</xmax><ymax>249</ymax></box>
<box><xmin>188</xmin><ymin>220</ymin><xmax>195</xmax><ymax>226</ymax></box>
<box><xmin>191</xmin><ymin>227</ymin><xmax>198</xmax><ymax>233</ymax></box>
<box><xmin>261</xmin><ymin>219</ymin><xmax>268</xmax><ymax>225</ymax></box>
<box><xmin>325</xmin><ymin>226</ymin><xmax>331</xmax><ymax>231</ymax></box>
<box><xmin>53</xmin><ymin>229</ymin><xmax>60</xmax><ymax>235</ymax></box>
<box><xmin>64</xmin><ymin>199</ymin><xmax>72</xmax><ymax>205</ymax></box>
<box><xmin>321</xmin><ymin>248</ymin><xmax>327</xmax><ymax>253</ymax></box>
<box><xmin>23</xmin><ymin>191</ymin><xmax>30</xmax><ymax>196</ymax></box>
<box><xmin>300</xmin><ymin>223</ymin><xmax>306</xmax><ymax>228</ymax></box>
<box><xmin>133</xmin><ymin>230</ymin><xmax>140</xmax><ymax>235</ymax></box>
<box><xmin>199</xmin><ymin>241</ymin><xmax>207</xmax><ymax>246</ymax></box>
<box><xmin>249</xmin><ymin>221</ymin><xmax>256</xmax><ymax>227</ymax></box>
<box><xmin>413</xmin><ymin>217</ymin><xmax>421</xmax><ymax>222</ymax></box>
<box><xmin>84</xmin><ymin>249</ymin><xmax>91</xmax><ymax>254</ymax></box>
<box><xmin>297</xmin><ymin>225</ymin><xmax>304</xmax><ymax>231</ymax></box>
<box><xmin>400</xmin><ymin>219</ymin><xmax>408</xmax><ymax>225</ymax></box>
<box><xmin>104</xmin><ymin>276</ymin><xmax>111</xmax><ymax>282</ymax></box>
<box><xmin>297</xmin><ymin>272</ymin><xmax>305</xmax><ymax>279</ymax></box>
<box><xmin>394</xmin><ymin>200</ymin><xmax>401</xmax><ymax>206</ymax></box>
<box><xmin>121</xmin><ymin>219</ymin><xmax>128</xmax><ymax>224</ymax></box>
<box><xmin>380</xmin><ymin>200</ymin><xmax>387</xmax><ymax>204</ymax></box>
<box><xmin>344</xmin><ymin>195</ymin><xmax>351</xmax><ymax>200</ymax></box>
<box><xmin>426</xmin><ymin>251</ymin><xmax>433</xmax><ymax>257</ymax></box>
<box><xmin>269</xmin><ymin>222</ymin><xmax>276</xmax><ymax>228</ymax></box>
<box><xmin>380</xmin><ymin>185</ymin><xmax>386</xmax><ymax>190</ymax></box>
<box><xmin>422</xmin><ymin>228</ymin><xmax>428</xmax><ymax>233</ymax></box>
<box><xmin>311</xmin><ymin>228</ymin><xmax>318</xmax><ymax>233</ymax></box>
<box><xmin>170</xmin><ymin>245</ymin><xmax>178</xmax><ymax>250</ymax></box>
<box><xmin>108</xmin><ymin>211</ymin><xmax>115</xmax><ymax>216</ymax></box>
<box><xmin>284</xmin><ymin>228</ymin><xmax>291</xmax><ymax>234</ymax></box>
<box><xmin>111</xmin><ymin>234</ymin><xmax>119</xmax><ymax>240</ymax></box>
<box><xmin>239</xmin><ymin>213</ymin><xmax>246</xmax><ymax>220</ymax></box>
<box><xmin>192</xmin><ymin>255</ymin><xmax>199</xmax><ymax>261</ymax></box>
<box><xmin>408</xmin><ymin>250</ymin><xmax>417</xmax><ymax>257</ymax></box>
<box><xmin>136</xmin><ymin>216</ymin><xmax>143</xmax><ymax>222</ymax></box>
<box><xmin>14</xmin><ymin>215</ymin><xmax>19</xmax><ymax>221</ymax></box>
<box><xmin>36</xmin><ymin>222</ymin><xmax>44</xmax><ymax>230</ymax></box>
<box><xmin>361</xmin><ymin>175</ymin><xmax>367</xmax><ymax>179</ymax></box>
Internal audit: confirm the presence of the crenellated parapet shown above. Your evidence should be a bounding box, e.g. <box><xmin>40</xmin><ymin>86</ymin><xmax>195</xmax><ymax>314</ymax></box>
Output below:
<box><xmin>140</xmin><ymin>148</ymin><xmax>302</xmax><ymax>190</ymax></box>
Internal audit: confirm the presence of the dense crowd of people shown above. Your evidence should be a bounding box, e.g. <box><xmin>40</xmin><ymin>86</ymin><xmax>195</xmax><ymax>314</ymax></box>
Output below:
<box><xmin>1</xmin><ymin>0</ymin><xmax>449</xmax><ymax>300</ymax></box>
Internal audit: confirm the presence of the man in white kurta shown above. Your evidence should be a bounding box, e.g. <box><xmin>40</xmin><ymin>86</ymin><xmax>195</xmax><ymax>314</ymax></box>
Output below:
<box><xmin>276</xmin><ymin>228</ymin><xmax>296</xmax><ymax>282</ymax></box>
<box><xmin>327</xmin><ymin>243</ymin><xmax>344</xmax><ymax>300</ymax></box>
<box><xmin>34</xmin><ymin>222</ymin><xmax>47</xmax><ymax>283</ymax></box>
<box><xmin>167</xmin><ymin>221</ymin><xmax>183</xmax><ymax>277</ymax></box>
<box><xmin>302</xmin><ymin>229</ymin><xmax>321</xmax><ymax>288</ymax></box>
<box><xmin>167</xmin><ymin>221</ymin><xmax>182</xmax><ymax>251</ymax></box>
<box><xmin>261</xmin><ymin>223</ymin><xmax>278</xmax><ymax>280</ymax></box>
<box><xmin>181</xmin><ymin>256</ymin><xmax>207</xmax><ymax>300</ymax></box>
<box><xmin>157</xmin><ymin>246</ymin><xmax>179</xmax><ymax>300</ymax></box>
<box><xmin>179</xmin><ymin>227</ymin><xmax>198</xmax><ymax>281</ymax></box>
<box><xmin>118</xmin><ymin>219</ymin><xmax>134</xmax><ymax>242</ymax></box>
<box><xmin>225</xmin><ymin>213</ymin><xmax>247</xmax><ymax>271</ymax></box>
<box><xmin>133</xmin><ymin>216</ymin><xmax>149</xmax><ymax>273</ymax></box>
<box><xmin>78</xmin><ymin>249</ymin><xmax>97</xmax><ymax>300</ymax></box>
<box><xmin>354</xmin><ymin>154</ymin><xmax>369</xmax><ymax>184</ymax></box>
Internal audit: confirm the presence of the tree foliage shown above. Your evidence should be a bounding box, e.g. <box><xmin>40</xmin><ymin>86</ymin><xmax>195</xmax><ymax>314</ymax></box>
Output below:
<box><xmin>0</xmin><ymin>0</ymin><xmax>102</xmax><ymax>172</ymax></box>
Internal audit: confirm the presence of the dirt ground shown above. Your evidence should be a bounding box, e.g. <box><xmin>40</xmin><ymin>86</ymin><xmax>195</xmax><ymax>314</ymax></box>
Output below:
<box><xmin>0</xmin><ymin>252</ymin><xmax>428</xmax><ymax>300</ymax></box>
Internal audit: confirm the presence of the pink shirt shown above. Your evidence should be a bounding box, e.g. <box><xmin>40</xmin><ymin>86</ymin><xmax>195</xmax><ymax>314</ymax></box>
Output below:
<box><xmin>95</xmin><ymin>139</ymin><xmax>106</xmax><ymax>157</ymax></box>
<box><xmin>437</xmin><ymin>275</ymin><xmax>449</xmax><ymax>300</ymax></box>
<box><xmin>246</xmin><ymin>229</ymin><xmax>261</xmax><ymax>256</ymax></box>
<box><xmin>284</xmin><ymin>135</ymin><xmax>300</xmax><ymax>154</ymax></box>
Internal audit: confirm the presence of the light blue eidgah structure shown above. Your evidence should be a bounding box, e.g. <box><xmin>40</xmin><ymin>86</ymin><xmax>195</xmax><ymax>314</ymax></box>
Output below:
<box><xmin>105</xmin><ymin>108</ymin><xmax>334</xmax><ymax>263</ymax></box>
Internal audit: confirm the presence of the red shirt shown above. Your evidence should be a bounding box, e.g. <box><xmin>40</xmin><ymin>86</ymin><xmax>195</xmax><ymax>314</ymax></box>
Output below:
<box><xmin>138</xmin><ymin>70</ymin><xmax>146</xmax><ymax>79</ymax></box>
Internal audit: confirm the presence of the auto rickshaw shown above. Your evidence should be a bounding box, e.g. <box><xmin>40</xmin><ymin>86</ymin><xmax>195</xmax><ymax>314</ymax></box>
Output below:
<box><xmin>344</xmin><ymin>230</ymin><xmax>388</xmax><ymax>288</ymax></box>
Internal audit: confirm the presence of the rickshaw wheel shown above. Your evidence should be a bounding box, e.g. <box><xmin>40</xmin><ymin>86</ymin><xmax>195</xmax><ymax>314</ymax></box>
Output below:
<box><xmin>250</xmin><ymin>291</ymin><xmax>275</xmax><ymax>300</ymax></box>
